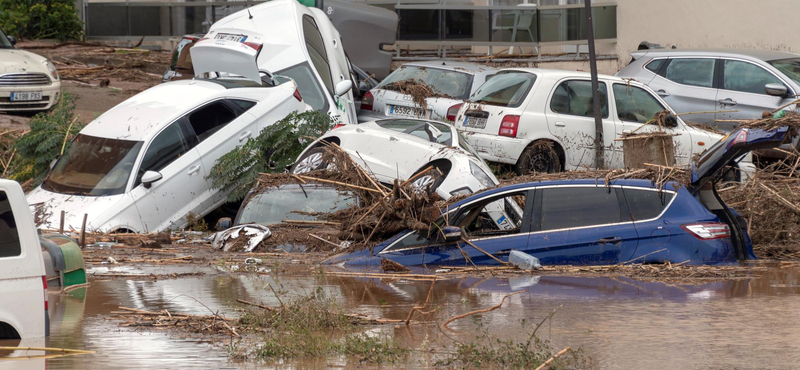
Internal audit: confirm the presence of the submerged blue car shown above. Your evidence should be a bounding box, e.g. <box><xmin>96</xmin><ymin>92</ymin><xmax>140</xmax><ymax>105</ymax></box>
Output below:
<box><xmin>326</xmin><ymin>127</ymin><xmax>793</xmax><ymax>267</ymax></box>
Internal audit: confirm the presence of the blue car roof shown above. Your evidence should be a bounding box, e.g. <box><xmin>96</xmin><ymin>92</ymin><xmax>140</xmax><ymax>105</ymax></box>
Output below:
<box><xmin>449</xmin><ymin>178</ymin><xmax>681</xmax><ymax>209</ymax></box>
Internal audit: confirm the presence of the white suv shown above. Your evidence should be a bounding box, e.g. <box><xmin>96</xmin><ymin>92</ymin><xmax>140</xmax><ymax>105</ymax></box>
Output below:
<box><xmin>454</xmin><ymin>68</ymin><xmax>726</xmax><ymax>174</ymax></box>
<box><xmin>0</xmin><ymin>179</ymin><xmax>48</xmax><ymax>340</ymax></box>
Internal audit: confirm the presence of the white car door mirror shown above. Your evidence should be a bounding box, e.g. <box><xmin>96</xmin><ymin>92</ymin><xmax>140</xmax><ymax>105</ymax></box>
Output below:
<box><xmin>335</xmin><ymin>80</ymin><xmax>353</xmax><ymax>97</ymax></box>
<box><xmin>141</xmin><ymin>171</ymin><xmax>163</xmax><ymax>189</ymax></box>
<box><xmin>765</xmin><ymin>83</ymin><xmax>788</xmax><ymax>97</ymax></box>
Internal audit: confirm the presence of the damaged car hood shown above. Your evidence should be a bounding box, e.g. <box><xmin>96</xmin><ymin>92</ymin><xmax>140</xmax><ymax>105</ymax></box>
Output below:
<box><xmin>26</xmin><ymin>188</ymin><xmax>130</xmax><ymax>232</ymax></box>
<box><xmin>0</xmin><ymin>49</ymin><xmax>48</xmax><ymax>74</ymax></box>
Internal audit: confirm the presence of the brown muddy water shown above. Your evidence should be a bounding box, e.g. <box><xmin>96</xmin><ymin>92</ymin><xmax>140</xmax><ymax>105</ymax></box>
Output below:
<box><xmin>3</xmin><ymin>263</ymin><xmax>800</xmax><ymax>369</ymax></box>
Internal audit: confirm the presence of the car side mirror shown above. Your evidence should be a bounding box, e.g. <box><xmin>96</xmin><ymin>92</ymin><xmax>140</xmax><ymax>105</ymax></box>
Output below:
<box><xmin>436</xmin><ymin>225</ymin><xmax>463</xmax><ymax>243</ymax></box>
<box><xmin>7</xmin><ymin>36</ymin><xmax>15</xmax><ymax>46</ymax></box>
<box><xmin>335</xmin><ymin>80</ymin><xmax>353</xmax><ymax>97</ymax></box>
<box><xmin>765</xmin><ymin>83</ymin><xmax>788</xmax><ymax>97</ymax></box>
<box><xmin>141</xmin><ymin>171</ymin><xmax>163</xmax><ymax>189</ymax></box>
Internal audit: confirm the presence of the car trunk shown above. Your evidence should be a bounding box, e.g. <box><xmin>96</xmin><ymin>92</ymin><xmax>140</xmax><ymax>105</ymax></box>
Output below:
<box><xmin>376</xmin><ymin>89</ymin><xmax>463</xmax><ymax>121</ymax></box>
<box><xmin>190</xmin><ymin>38</ymin><xmax>263</xmax><ymax>84</ymax></box>
<box><xmin>690</xmin><ymin>127</ymin><xmax>793</xmax><ymax>260</ymax></box>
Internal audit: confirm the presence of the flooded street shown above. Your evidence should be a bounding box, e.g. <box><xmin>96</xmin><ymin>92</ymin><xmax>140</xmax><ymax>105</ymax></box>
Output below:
<box><xmin>3</xmin><ymin>264</ymin><xmax>800</xmax><ymax>369</ymax></box>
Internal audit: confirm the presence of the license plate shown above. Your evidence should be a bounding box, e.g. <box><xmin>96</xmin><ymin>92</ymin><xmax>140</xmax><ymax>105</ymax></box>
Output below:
<box><xmin>389</xmin><ymin>105</ymin><xmax>424</xmax><ymax>117</ymax></box>
<box><xmin>214</xmin><ymin>33</ymin><xmax>247</xmax><ymax>42</ymax></box>
<box><xmin>10</xmin><ymin>91</ymin><xmax>42</xmax><ymax>101</ymax></box>
<box><xmin>463</xmin><ymin>116</ymin><xmax>487</xmax><ymax>129</ymax></box>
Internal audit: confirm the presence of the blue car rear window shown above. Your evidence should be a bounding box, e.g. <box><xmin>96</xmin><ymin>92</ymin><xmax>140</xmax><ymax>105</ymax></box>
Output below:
<box><xmin>623</xmin><ymin>189</ymin><xmax>675</xmax><ymax>221</ymax></box>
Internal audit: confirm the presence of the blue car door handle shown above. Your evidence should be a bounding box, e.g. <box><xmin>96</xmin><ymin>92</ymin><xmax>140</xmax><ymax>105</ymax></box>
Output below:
<box><xmin>597</xmin><ymin>236</ymin><xmax>622</xmax><ymax>245</ymax></box>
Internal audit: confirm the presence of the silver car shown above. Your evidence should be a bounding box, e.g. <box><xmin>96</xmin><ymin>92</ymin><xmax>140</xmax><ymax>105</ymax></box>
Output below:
<box><xmin>616</xmin><ymin>48</ymin><xmax>800</xmax><ymax>132</ymax></box>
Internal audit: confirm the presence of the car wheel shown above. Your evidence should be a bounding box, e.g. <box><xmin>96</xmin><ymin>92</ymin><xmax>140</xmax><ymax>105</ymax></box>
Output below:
<box><xmin>515</xmin><ymin>141</ymin><xmax>561</xmax><ymax>175</ymax></box>
<box><xmin>291</xmin><ymin>147</ymin><xmax>332</xmax><ymax>174</ymax></box>
<box><xmin>410</xmin><ymin>165</ymin><xmax>446</xmax><ymax>195</ymax></box>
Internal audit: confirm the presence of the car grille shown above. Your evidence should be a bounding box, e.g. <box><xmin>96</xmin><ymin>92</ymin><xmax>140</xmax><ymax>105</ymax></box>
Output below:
<box><xmin>0</xmin><ymin>73</ymin><xmax>52</xmax><ymax>86</ymax></box>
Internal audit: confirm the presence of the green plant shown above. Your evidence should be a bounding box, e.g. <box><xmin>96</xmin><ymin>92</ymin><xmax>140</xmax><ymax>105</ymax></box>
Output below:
<box><xmin>0</xmin><ymin>0</ymin><xmax>84</xmax><ymax>41</ymax></box>
<box><xmin>207</xmin><ymin>110</ymin><xmax>337</xmax><ymax>202</ymax></box>
<box><xmin>12</xmin><ymin>92</ymin><xmax>83</xmax><ymax>185</ymax></box>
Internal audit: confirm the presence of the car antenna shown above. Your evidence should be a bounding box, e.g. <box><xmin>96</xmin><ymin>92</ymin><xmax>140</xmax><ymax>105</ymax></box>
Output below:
<box><xmin>247</xmin><ymin>6</ymin><xmax>253</xmax><ymax>19</ymax></box>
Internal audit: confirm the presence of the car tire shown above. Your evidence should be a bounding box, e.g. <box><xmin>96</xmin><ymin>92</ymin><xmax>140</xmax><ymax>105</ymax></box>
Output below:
<box><xmin>291</xmin><ymin>147</ymin><xmax>332</xmax><ymax>174</ymax></box>
<box><xmin>410</xmin><ymin>164</ymin><xmax>447</xmax><ymax>195</ymax></box>
<box><xmin>515</xmin><ymin>141</ymin><xmax>561</xmax><ymax>175</ymax></box>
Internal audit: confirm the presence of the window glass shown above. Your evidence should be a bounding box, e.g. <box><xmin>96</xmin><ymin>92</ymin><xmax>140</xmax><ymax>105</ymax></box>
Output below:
<box><xmin>664</xmin><ymin>58</ymin><xmax>715</xmax><ymax>87</ymax></box>
<box><xmin>376</xmin><ymin>119</ymin><xmax>453</xmax><ymax>146</ymax></box>
<box><xmin>188</xmin><ymin>101</ymin><xmax>238</xmax><ymax>142</ymax></box>
<box><xmin>378</xmin><ymin>66</ymin><xmax>473</xmax><ymax>100</ymax></box>
<box><xmin>623</xmin><ymin>189</ymin><xmax>674</xmax><ymax>221</ymax></box>
<box><xmin>723</xmin><ymin>60</ymin><xmax>783</xmax><ymax>94</ymax></box>
<box><xmin>0</xmin><ymin>191</ymin><xmax>21</xmax><ymax>258</ymax></box>
<box><xmin>768</xmin><ymin>58</ymin><xmax>800</xmax><ymax>86</ymax></box>
<box><xmin>613</xmin><ymin>84</ymin><xmax>668</xmax><ymax>123</ymax></box>
<box><xmin>550</xmin><ymin>80</ymin><xmax>609</xmax><ymax>118</ymax></box>
<box><xmin>645</xmin><ymin>59</ymin><xmax>666</xmax><ymax>73</ymax></box>
<box><xmin>540</xmin><ymin>187</ymin><xmax>621</xmax><ymax>230</ymax></box>
<box><xmin>277</xmin><ymin>64</ymin><xmax>329</xmax><ymax>112</ymax></box>
<box><xmin>43</xmin><ymin>135</ymin><xmax>142</xmax><ymax>196</ymax></box>
<box><xmin>0</xmin><ymin>28</ymin><xmax>12</xmax><ymax>49</ymax></box>
<box><xmin>237</xmin><ymin>187</ymin><xmax>356</xmax><ymax>226</ymax></box>
<box><xmin>170</xmin><ymin>38</ymin><xmax>197</xmax><ymax>73</ymax></box>
<box><xmin>457</xmin><ymin>192</ymin><xmax>527</xmax><ymax>237</ymax></box>
<box><xmin>470</xmin><ymin>72</ymin><xmax>536</xmax><ymax>107</ymax></box>
<box><xmin>303</xmin><ymin>15</ymin><xmax>334</xmax><ymax>95</ymax></box>
<box><xmin>233</xmin><ymin>100</ymin><xmax>256</xmax><ymax>111</ymax></box>
<box><xmin>137</xmin><ymin>122</ymin><xmax>191</xmax><ymax>185</ymax></box>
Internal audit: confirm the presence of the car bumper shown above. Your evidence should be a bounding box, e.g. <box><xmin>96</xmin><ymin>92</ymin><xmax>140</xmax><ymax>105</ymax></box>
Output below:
<box><xmin>0</xmin><ymin>81</ymin><xmax>61</xmax><ymax>112</ymax></box>
<box><xmin>463</xmin><ymin>131</ymin><xmax>530</xmax><ymax>165</ymax></box>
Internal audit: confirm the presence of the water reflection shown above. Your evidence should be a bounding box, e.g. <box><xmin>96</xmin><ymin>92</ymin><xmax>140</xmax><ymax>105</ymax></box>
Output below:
<box><xmin>4</xmin><ymin>265</ymin><xmax>799</xmax><ymax>369</ymax></box>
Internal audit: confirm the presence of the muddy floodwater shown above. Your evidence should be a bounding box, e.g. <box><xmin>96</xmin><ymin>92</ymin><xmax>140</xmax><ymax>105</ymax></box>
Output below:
<box><xmin>3</xmin><ymin>263</ymin><xmax>800</xmax><ymax>369</ymax></box>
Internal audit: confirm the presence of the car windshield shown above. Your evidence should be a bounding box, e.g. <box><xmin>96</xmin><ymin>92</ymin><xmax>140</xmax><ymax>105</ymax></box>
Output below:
<box><xmin>769</xmin><ymin>58</ymin><xmax>800</xmax><ymax>85</ymax></box>
<box><xmin>0</xmin><ymin>29</ymin><xmax>12</xmax><ymax>48</ymax></box>
<box><xmin>470</xmin><ymin>72</ymin><xmax>536</xmax><ymax>107</ymax></box>
<box><xmin>42</xmin><ymin>135</ymin><xmax>142</xmax><ymax>196</ymax></box>
<box><xmin>236</xmin><ymin>186</ymin><xmax>357</xmax><ymax>226</ymax></box>
<box><xmin>276</xmin><ymin>63</ymin><xmax>329</xmax><ymax>111</ymax></box>
<box><xmin>378</xmin><ymin>65</ymin><xmax>473</xmax><ymax>99</ymax></box>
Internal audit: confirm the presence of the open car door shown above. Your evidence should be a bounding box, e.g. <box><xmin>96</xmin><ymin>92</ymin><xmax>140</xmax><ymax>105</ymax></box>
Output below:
<box><xmin>190</xmin><ymin>38</ymin><xmax>263</xmax><ymax>84</ymax></box>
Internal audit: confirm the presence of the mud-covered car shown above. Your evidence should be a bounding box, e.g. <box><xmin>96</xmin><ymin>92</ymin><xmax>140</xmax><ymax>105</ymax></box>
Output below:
<box><xmin>0</xmin><ymin>28</ymin><xmax>61</xmax><ymax>112</ymax></box>
<box><xmin>327</xmin><ymin>126</ymin><xmax>793</xmax><ymax>267</ymax></box>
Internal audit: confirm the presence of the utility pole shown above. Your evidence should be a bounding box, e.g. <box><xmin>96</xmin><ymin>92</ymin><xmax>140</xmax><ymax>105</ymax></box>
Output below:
<box><xmin>584</xmin><ymin>0</ymin><xmax>604</xmax><ymax>169</ymax></box>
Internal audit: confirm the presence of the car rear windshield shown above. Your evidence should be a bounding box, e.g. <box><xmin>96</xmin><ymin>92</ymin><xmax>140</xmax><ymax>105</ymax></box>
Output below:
<box><xmin>470</xmin><ymin>72</ymin><xmax>536</xmax><ymax>107</ymax></box>
<box><xmin>378</xmin><ymin>66</ymin><xmax>473</xmax><ymax>100</ymax></box>
<box><xmin>237</xmin><ymin>187</ymin><xmax>356</xmax><ymax>226</ymax></box>
<box><xmin>769</xmin><ymin>58</ymin><xmax>800</xmax><ymax>86</ymax></box>
<box><xmin>42</xmin><ymin>135</ymin><xmax>143</xmax><ymax>196</ymax></box>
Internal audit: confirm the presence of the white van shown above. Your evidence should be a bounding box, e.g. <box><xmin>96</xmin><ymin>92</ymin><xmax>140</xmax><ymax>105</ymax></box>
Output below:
<box><xmin>0</xmin><ymin>179</ymin><xmax>48</xmax><ymax>339</ymax></box>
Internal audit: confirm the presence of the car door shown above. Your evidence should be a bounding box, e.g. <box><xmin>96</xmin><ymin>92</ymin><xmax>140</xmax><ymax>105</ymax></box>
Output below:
<box><xmin>647</xmin><ymin>57</ymin><xmax>719</xmax><ymax>124</ymax></box>
<box><xmin>526</xmin><ymin>185</ymin><xmax>639</xmax><ymax>265</ymax></box>
<box><xmin>610</xmin><ymin>83</ymin><xmax>695</xmax><ymax>167</ymax></box>
<box><xmin>545</xmin><ymin>79</ymin><xmax>616</xmax><ymax>169</ymax></box>
<box><xmin>128</xmin><ymin>119</ymin><xmax>207</xmax><ymax>232</ymax></box>
<box><xmin>716</xmin><ymin>59</ymin><xmax>795</xmax><ymax>130</ymax></box>
<box><xmin>620</xmin><ymin>187</ymin><xmax>677</xmax><ymax>256</ymax></box>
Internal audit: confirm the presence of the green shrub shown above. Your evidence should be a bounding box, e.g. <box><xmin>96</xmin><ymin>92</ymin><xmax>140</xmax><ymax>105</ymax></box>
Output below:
<box><xmin>0</xmin><ymin>0</ymin><xmax>84</xmax><ymax>41</ymax></box>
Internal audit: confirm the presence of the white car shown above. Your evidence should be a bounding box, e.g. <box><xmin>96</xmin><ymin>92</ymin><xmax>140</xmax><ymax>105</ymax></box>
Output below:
<box><xmin>0</xmin><ymin>29</ymin><xmax>61</xmax><ymax>112</ymax></box>
<box><xmin>0</xmin><ymin>179</ymin><xmax>48</xmax><ymax>340</ymax></box>
<box><xmin>204</xmin><ymin>0</ymin><xmax>358</xmax><ymax>125</ymax></box>
<box><xmin>454</xmin><ymin>68</ymin><xmax>730</xmax><ymax>175</ymax></box>
<box><xmin>361</xmin><ymin>61</ymin><xmax>497</xmax><ymax>123</ymax></box>
<box><xmin>291</xmin><ymin>118</ymin><xmax>499</xmax><ymax>199</ymax></box>
<box><xmin>26</xmin><ymin>40</ymin><xmax>310</xmax><ymax>233</ymax></box>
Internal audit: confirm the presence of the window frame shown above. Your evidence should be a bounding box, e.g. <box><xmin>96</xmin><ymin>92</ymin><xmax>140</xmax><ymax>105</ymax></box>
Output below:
<box><xmin>719</xmin><ymin>58</ymin><xmax>793</xmax><ymax>96</ymax></box>
<box><xmin>185</xmin><ymin>99</ymin><xmax>244</xmax><ymax>144</ymax></box>
<box><xmin>0</xmin><ymin>190</ymin><xmax>22</xmax><ymax>258</ymax></box>
<box><xmin>532</xmin><ymin>185</ymin><xmax>630</xmax><ymax>232</ymax></box>
<box><xmin>611</xmin><ymin>83</ymin><xmax>671</xmax><ymax>124</ymax></box>
<box><xmin>548</xmin><ymin>79</ymin><xmax>610</xmax><ymax>119</ymax></box>
<box><xmin>133</xmin><ymin>117</ymin><xmax>197</xmax><ymax>187</ymax></box>
<box><xmin>620</xmin><ymin>187</ymin><xmax>678</xmax><ymax>223</ymax></box>
<box><xmin>661</xmin><ymin>57</ymin><xmax>718</xmax><ymax>89</ymax></box>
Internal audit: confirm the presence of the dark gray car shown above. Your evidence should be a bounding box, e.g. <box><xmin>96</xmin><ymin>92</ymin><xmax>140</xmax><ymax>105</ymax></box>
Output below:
<box><xmin>616</xmin><ymin>48</ymin><xmax>800</xmax><ymax>131</ymax></box>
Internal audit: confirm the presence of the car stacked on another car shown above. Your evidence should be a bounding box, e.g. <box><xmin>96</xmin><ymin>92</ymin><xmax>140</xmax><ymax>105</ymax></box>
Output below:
<box><xmin>361</xmin><ymin>61</ymin><xmax>497</xmax><ymax>123</ymax></box>
<box><xmin>26</xmin><ymin>39</ymin><xmax>311</xmax><ymax>233</ymax></box>
<box><xmin>452</xmin><ymin>68</ymin><xmax>741</xmax><ymax>176</ymax></box>
<box><xmin>0</xmin><ymin>28</ymin><xmax>61</xmax><ymax>112</ymax></box>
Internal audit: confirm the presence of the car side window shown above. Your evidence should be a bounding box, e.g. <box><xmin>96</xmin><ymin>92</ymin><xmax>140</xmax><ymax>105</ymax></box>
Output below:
<box><xmin>0</xmin><ymin>191</ymin><xmax>21</xmax><ymax>258</ymax></box>
<box><xmin>302</xmin><ymin>15</ymin><xmax>334</xmax><ymax>96</ymax></box>
<box><xmin>137</xmin><ymin>122</ymin><xmax>192</xmax><ymax>185</ymax></box>
<box><xmin>723</xmin><ymin>60</ymin><xmax>783</xmax><ymax>94</ymax></box>
<box><xmin>623</xmin><ymin>189</ymin><xmax>675</xmax><ymax>221</ymax></box>
<box><xmin>664</xmin><ymin>58</ymin><xmax>715</xmax><ymax>88</ymax></box>
<box><xmin>550</xmin><ymin>80</ymin><xmax>609</xmax><ymax>118</ymax></box>
<box><xmin>645</xmin><ymin>59</ymin><xmax>666</xmax><ymax>73</ymax></box>
<box><xmin>188</xmin><ymin>101</ymin><xmax>238</xmax><ymax>143</ymax></box>
<box><xmin>613</xmin><ymin>84</ymin><xmax>668</xmax><ymax>123</ymax></box>
<box><xmin>539</xmin><ymin>187</ymin><xmax>622</xmax><ymax>231</ymax></box>
<box><xmin>456</xmin><ymin>191</ymin><xmax>528</xmax><ymax>238</ymax></box>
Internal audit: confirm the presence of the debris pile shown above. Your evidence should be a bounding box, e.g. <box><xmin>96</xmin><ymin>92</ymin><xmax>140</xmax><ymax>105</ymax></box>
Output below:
<box><xmin>381</xmin><ymin>79</ymin><xmax>455</xmax><ymax>111</ymax></box>
<box><xmin>502</xmin><ymin>165</ymin><xmax>691</xmax><ymax>190</ymax></box>
<box><xmin>113</xmin><ymin>306</ymin><xmax>240</xmax><ymax>337</ymax></box>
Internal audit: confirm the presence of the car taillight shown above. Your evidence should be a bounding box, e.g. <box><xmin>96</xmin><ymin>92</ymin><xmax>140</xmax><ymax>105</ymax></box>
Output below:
<box><xmin>726</xmin><ymin>129</ymin><xmax>748</xmax><ymax>149</ymax></box>
<box><xmin>42</xmin><ymin>276</ymin><xmax>48</xmax><ymax>311</ymax></box>
<box><xmin>293</xmin><ymin>88</ymin><xmax>303</xmax><ymax>102</ymax></box>
<box><xmin>361</xmin><ymin>91</ymin><xmax>374</xmax><ymax>111</ymax></box>
<box><xmin>498</xmin><ymin>115</ymin><xmax>520</xmax><ymax>138</ymax></box>
<box><xmin>332</xmin><ymin>124</ymin><xmax>346</xmax><ymax>130</ymax></box>
<box><xmin>446</xmin><ymin>103</ymin><xmax>463</xmax><ymax>123</ymax></box>
<box><xmin>681</xmin><ymin>222</ymin><xmax>731</xmax><ymax>240</ymax></box>
<box><xmin>243</xmin><ymin>41</ymin><xmax>262</xmax><ymax>51</ymax></box>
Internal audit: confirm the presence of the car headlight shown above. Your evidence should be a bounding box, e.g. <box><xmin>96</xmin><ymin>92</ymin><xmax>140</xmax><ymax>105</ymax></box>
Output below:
<box><xmin>469</xmin><ymin>161</ymin><xmax>496</xmax><ymax>188</ymax></box>
<box><xmin>450</xmin><ymin>187</ymin><xmax>472</xmax><ymax>197</ymax></box>
<box><xmin>44</xmin><ymin>60</ymin><xmax>59</xmax><ymax>81</ymax></box>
